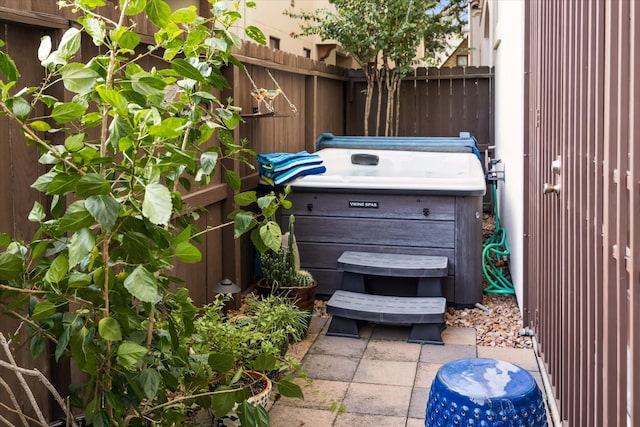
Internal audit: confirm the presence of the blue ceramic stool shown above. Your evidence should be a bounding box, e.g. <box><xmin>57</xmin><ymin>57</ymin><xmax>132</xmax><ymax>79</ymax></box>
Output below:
<box><xmin>425</xmin><ymin>358</ymin><xmax>547</xmax><ymax>427</ymax></box>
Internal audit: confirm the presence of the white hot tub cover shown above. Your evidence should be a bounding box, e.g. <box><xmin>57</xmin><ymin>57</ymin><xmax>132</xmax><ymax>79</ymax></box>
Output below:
<box><xmin>289</xmin><ymin>148</ymin><xmax>486</xmax><ymax>195</ymax></box>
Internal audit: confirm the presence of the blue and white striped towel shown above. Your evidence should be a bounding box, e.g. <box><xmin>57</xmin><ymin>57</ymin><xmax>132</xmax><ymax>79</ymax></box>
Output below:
<box><xmin>258</xmin><ymin>151</ymin><xmax>326</xmax><ymax>186</ymax></box>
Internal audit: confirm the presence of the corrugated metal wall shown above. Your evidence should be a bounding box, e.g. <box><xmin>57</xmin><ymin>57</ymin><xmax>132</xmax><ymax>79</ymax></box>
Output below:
<box><xmin>524</xmin><ymin>1</ymin><xmax>639</xmax><ymax>426</ymax></box>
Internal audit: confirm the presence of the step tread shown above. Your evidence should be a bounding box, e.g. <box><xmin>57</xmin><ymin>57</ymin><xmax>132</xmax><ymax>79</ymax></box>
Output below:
<box><xmin>337</xmin><ymin>251</ymin><xmax>448</xmax><ymax>277</ymax></box>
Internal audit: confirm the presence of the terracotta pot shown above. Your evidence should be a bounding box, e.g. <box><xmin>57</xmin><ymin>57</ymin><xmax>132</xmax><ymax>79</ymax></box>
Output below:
<box><xmin>255</xmin><ymin>278</ymin><xmax>317</xmax><ymax>313</ymax></box>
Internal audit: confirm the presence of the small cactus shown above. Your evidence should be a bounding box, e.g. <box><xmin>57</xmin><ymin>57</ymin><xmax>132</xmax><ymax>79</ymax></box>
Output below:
<box><xmin>261</xmin><ymin>215</ymin><xmax>314</xmax><ymax>289</ymax></box>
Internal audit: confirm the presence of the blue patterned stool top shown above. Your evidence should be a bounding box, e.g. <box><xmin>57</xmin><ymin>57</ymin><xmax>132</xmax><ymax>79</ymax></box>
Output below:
<box><xmin>425</xmin><ymin>358</ymin><xmax>547</xmax><ymax>427</ymax></box>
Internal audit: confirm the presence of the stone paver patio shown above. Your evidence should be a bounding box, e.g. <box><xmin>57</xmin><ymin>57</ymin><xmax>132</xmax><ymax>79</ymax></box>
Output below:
<box><xmin>268</xmin><ymin>315</ymin><xmax>551</xmax><ymax>427</ymax></box>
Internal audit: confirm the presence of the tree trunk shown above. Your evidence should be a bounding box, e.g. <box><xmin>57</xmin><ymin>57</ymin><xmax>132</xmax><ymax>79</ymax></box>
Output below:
<box><xmin>394</xmin><ymin>78</ymin><xmax>402</xmax><ymax>136</ymax></box>
<box><xmin>375</xmin><ymin>67</ymin><xmax>384</xmax><ymax>136</ymax></box>
<box><xmin>363</xmin><ymin>62</ymin><xmax>376</xmax><ymax>137</ymax></box>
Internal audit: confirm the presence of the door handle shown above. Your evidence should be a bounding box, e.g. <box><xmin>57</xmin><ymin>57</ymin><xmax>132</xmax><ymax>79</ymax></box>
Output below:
<box><xmin>543</xmin><ymin>183</ymin><xmax>560</xmax><ymax>195</ymax></box>
<box><xmin>544</xmin><ymin>156</ymin><xmax>561</xmax><ymax>195</ymax></box>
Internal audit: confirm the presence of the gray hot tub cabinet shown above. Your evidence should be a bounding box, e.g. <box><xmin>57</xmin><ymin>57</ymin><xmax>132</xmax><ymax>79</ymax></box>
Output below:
<box><xmin>282</xmin><ymin>135</ymin><xmax>486</xmax><ymax>308</ymax></box>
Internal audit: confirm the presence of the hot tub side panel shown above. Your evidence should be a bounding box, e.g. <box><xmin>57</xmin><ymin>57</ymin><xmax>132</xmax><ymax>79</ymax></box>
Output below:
<box><xmin>283</xmin><ymin>190</ymin><xmax>483</xmax><ymax>306</ymax></box>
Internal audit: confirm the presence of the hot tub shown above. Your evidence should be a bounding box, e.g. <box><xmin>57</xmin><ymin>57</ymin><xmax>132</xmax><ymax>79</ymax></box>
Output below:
<box><xmin>284</xmin><ymin>134</ymin><xmax>486</xmax><ymax>307</ymax></box>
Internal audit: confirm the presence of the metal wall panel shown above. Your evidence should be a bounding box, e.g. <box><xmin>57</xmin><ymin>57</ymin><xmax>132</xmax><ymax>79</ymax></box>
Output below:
<box><xmin>525</xmin><ymin>0</ymin><xmax>638</xmax><ymax>425</ymax></box>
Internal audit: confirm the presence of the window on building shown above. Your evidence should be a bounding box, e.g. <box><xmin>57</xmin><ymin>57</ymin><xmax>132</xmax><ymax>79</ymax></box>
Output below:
<box><xmin>456</xmin><ymin>55</ymin><xmax>468</xmax><ymax>67</ymax></box>
<box><xmin>269</xmin><ymin>37</ymin><xmax>280</xmax><ymax>50</ymax></box>
<box><xmin>303</xmin><ymin>48</ymin><xmax>311</xmax><ymax>58</ymax></box>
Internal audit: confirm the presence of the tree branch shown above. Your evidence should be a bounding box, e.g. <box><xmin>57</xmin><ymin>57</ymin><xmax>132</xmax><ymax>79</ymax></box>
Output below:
<box><xmin>0</xmin><ymin>337</ymin><xmax>79</xmax><ymax>427</ymax></box>
<box><xmin>0</xmin><ymin>333</ymin><xmax>47</xmax><ymax>425</ymax></box>
<box><xmin>0</xmin><ymin>375</ymin><xmax>30</xmax><ymax>427</ymax></box>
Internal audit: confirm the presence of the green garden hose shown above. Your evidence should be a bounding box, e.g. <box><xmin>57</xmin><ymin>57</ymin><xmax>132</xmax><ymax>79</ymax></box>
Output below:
<box><xmin>482</xmin><ymin>183</ymin><xmax>515</xmax><ymax>294</ymax></box>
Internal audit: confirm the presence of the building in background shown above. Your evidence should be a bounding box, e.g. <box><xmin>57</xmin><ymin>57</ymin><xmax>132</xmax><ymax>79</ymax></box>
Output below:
<box><xmin>440</xmin><ymin>38</ymin><xmax>470</xmax><ymax>68</ymax></box>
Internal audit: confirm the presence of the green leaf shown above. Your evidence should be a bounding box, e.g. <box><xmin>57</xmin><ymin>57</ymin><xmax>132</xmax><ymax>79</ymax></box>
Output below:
<box><xmin>108</xmin><ymin>116</ymin><xmax>133</xmax><ymax>150</ymax></box>
<box><xmin>171</xmin><ymin>7</ymin><xmax>198</xmax><ymax>24</ymax></box>
<box><xmin>142</xmin><ymin>183</ymin><xmax>172</xmax><ymax>226</ymax></box>
<box><xmin>236</xmin><ymin>402</ymin><xmax>270</xmax><ymax>427</ymax></box>
<box><xmin>9</xmin><ymin>97</ymin><xmax>30</xmax><ymax>121</ymax></box>
<box><xmin>148</xmin><ymin>117</ymin><xmax>187</xmax><ymax>139</ymax></box>
<box><xmin>207</xmin><ymin>352</ymin><xmax>235</xmax><ymax>373</ymax></box>
<box><xmin>68</xmin><ymin>228</ymin><xmax>95</xmax><ymax>268</ymax></box>
<box><xmin>0</xmin><ymin>252</ymin><xmax>23</xmax><ymax>280</ymax></box>
<box><xmin>232</xmin><ymin>211</ymin><xmax>256</xmax><ymax>239</ymax></box>
<box><xmin>64</xmin><ymin>133</ymin><xmax>85</xmax><ymax>152</ymax></box>
<box><xmin>251</xmin><ymin>353</ymin><xmax>277</xmax><ymax>372</ymax></box>
<box><xmin>29</xmin><ymin>120</ymin><xmax>51</xmax><ymax>132</ymax></box>
<box><xmin>67</xmin><ymin>271</ymin><xmax>92</xmax><ymax>288</ymax></box>
<box><xmin>46</xmin><ymin>173</ymin><xmax>79</xmax><ymax>195</ymax></box>
<box><xmin>57</xmin><ymin>27</ymin><xmax>81</xmax><ymax>60</ymax></box>
<box><xmin>225</xmin><ymin>170</ymin><xmax>241</xmax><ymax>191</ymax></box>
<box><xmin>171</xmin><ymin>58</ymin><xmax>205</xmax><ymax>82</ymax></box>
<box><xmin>28</xmin><ymin>201</ymin><xmax>46</xmax><ymax>223</ymax></box>
<box><xmin>86</xmin><ymin>195</ymin><xmax>120</xmax><ymax>230</ymax></box>
<box><xmin>117</xmin><ymin>341</ymin><xmax>148</xmax><ymax>370</ymax></box>
<box><xmin>204</xmin><ymin>37</ymin><xmax>228</xmax><ymax>53</ymax></box>
<box><xmin>200</xmin><ymin>151</ymin><xmax>218</xmax><ymax>175</ymax></box>
<box><xmin>51</xmin><ymin>102</ymin><xmax>87</xmax><ymax>124</ymax></box>
<box><xmin>174</xmin><ymin>241</ymin><xmax>201</xmax><ymax>263</ymax></box>
<box><xmin>61</xmin><ymin>63</ymin><xmax>99</xmax><ymax>94</ymax></box>
<box><xmin>276</xmin><ymin>379</ymin><xmax>304</xmax><ymax>399</ymax></box>
<box><xmin>0</xmin><ymin>233</ymin><xmax>10</xmax><ymax>248</ymax></box>
<box><xmin>58</xmin><ymin>201</ymin><xmax>94</xmax><ymax>231</ymax></box>
<box><xmin>139</xmin><ymin>368</ymin><xmax>162</xmax><ymax>400</ymax></box>
<box><xmin>76</xmin><ymin>173</ymin><xmax>111</xmax><ymax>197</ymax></box>
<box><xmin>124</xmin><ymin>265</ymin><xmax>160</xmax><ymax>303</ymax></box>
<box><xmin>146</xmin><ymin>0</ymin><xmax>171</xmax><ymax>28</ymax></box>
<box><xmin>44</xmin><ymin>254</ymin><xmax>69</xmax><ymax>284</ymax></box>
<box><xmin>124</xmin><ymin>0</ymin><xmax>146</xmax><ymax>15</ymax></box>
<box><xmin>234</xmin><ymin>191</ymin><xmax>257</xmax><ymax>207</ymax></box>
<box><xmin>89</xmin><ymin>412</ymin><xmax>109</xmax><ymax>427</ymax></box>
<box><xmin>82</xmin><ymin>111</ymin><xmax>103</xmax><ymax>127</ymax></box>
<box><xmin>245</xmin><ymin>26</ymin><xmax>266</xmax><ymax>45</ymax></box>
<box><xmin>96</xmin><ymin>87</ymin><xmax>129</xmax><ymax>116</ymax></box>
<box><xmin>259</xmin><ymin>221</ymin><xmax>283</xmax><ymax>253</ymax></box>
<box><xmin>81</xmin><ymin>16</ymin><xmax>106</xmax><ymax>46</ymax></box>
<box><xmin>31</xmin><ymin>301</ymin><xmax>57</xmax><ymax>320</ymax></box>
<box><xmin>117</xmin><ymin>30</ymin><xmax>141</xmax><ymax>51</ymax></box>
<box><xmin>54</xmin><ymin>326</ymin><xmax>71</xmax><ymax>361</ymax></box>
<box><xmin>37</xmin><ymin>36</ymin><xmax>52</xmax><ymax>62</ymax></box>
<box><xmin>81</xmin><ymin>0</ymin><xmax>106</xmax><ymax>8</ymax></box>
<box><xmin>84</xmin><ymin>398</ymin><xmax>99</xmax><ymax>426</ymax></box>
<box><xmin>99</xmin><ymin>316</ymin><xmax>122</xmax><ymax>341</ymax></box>
<box><xmin>211</xmin><ymin>388</ymin><xmax>237</xmax><ymax>420</ymax></box>
<box><xmin>30</xmin><ymin>335</ymin><xmax>46</xmax><ymax>358</ymax></box>
<box><xmin>130</xmin><ymin>75</ymin><xmax>165</xmax><ymax>96</ymax></box>
<box><xmin>42</xmin><ymin>27</ymin><xmax>81</xmax><ymax>67</ymax></box>
<box><xmin>0</xmin><ymin>51</ymin><xmax>20</xmax><ymax>82</ymax></box>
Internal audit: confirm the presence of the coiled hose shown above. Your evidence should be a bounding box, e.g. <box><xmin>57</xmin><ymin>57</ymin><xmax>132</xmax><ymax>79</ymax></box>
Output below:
<box><xmin>482</xmin><ymin>183</ymin><xmax>515</xmax><ymax>294</ymax></box>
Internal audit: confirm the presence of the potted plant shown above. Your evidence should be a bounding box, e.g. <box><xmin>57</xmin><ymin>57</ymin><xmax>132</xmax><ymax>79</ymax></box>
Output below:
<box><xmin>188</xmin><ymin>294</ymin><xmax>307</xmax><ymax>426</ymax></box>
<box><xmin>253</xmin><ymin>215</ymin><xmax>316</xmax><ymax>315</ymax></box>
<box><xmin>0</xmin><ymin>1</ymin><xmax>277</xmax><ymax>425</ymax></box>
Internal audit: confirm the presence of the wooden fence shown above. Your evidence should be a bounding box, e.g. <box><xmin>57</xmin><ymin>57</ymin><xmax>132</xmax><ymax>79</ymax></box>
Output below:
<box><xmin>0</xmin><ymin>4</ymin><xmax>494</xmax><ymax>423</ymax></box>
<box><xmin>346</xmin><ymin>66</ymin><xmax>494</xmax><ymax>154</ymax></box>
<box><xmin>524</xmin><ymin>1</ymin><xmax>639</xmax><ymax>426</ymax></box>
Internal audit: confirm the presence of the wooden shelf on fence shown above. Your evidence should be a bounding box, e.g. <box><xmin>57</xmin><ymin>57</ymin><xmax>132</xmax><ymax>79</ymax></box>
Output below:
<box><xmin>240</xmin><ymin>111</ymin><xmax>291</xmax><ymax>119</ymax></box>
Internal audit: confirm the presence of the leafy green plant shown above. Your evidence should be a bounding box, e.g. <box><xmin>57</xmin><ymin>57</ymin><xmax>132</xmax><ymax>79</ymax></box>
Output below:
<box><xmin>189</xmin><ymin>294</ymin><xmax>306</xmax><ymax>420</ymax></box>
<box><xmin>242</xmin><ymin>293</ymin><xmax>311</xmax><ymax>349</ymax></box>
<box><xmin>0</xmin><ymin>0</ymin><xmax>275</xmax><ymax>425</ymax></box>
